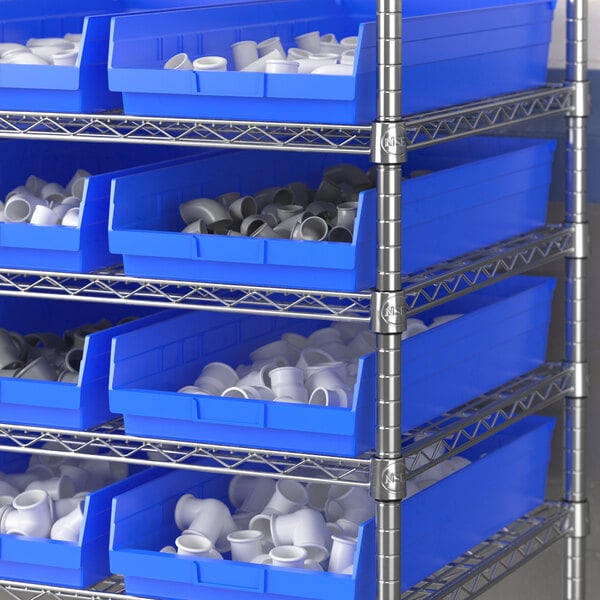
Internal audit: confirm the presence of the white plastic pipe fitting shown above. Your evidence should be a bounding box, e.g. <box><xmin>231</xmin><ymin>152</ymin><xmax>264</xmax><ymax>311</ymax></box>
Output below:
<box><xmin>176</xmin><ymin>496</ymin><xmax>236</xmax><ymax>552</ymax></box>
<box><xmin>324</xmin><ymin>486</ymin><xmax>374</xmax><ymax>524</ymax></box>
<box><xmin>237</xmin><ymin>478</ymin><xmax>276</xmax><ymax>515</ymax></box>
<box><xmin>328</xmin><ymin>534</ymin><xmax>357</xmax><ymax>573</ymax></box>
<box><xmin>271</xmin><ymin>507</ymin><xmax>330</xmax><ymax>562</ymax></box>
<box><xmin>163</xmin><ymin>53</ymin><xmax>193</xmax><ymax>70</ymax></box>
<box><xmin>256</xmin><ymin>37</ymin><xmax>285</xmax><ymax>59</ymax></box>
<box><xmin>192</xmin><ymin>56</ymin><xmax>227</xmax><ymax>71</ymax></box>
<box><xmin>269</xmin><ymin>544</ymin><xmax>307</xmax><ymax>568</ymax></box>
<box><xmin>3</xmin><ymin>489</ymin><xmax>53</xmax><ymax>537</ymax></box>
<box><xmin>227</xmin><ymin>529</ymin><xmax>265</xmax><ymax>562</ymax></box>
<box><xmin>296</xmin><ymin>347</ymin><xmax>335</xmax><ymax>371</ymax></box>
<box><xmin>175</xmin><ymin>533</ymin><xmax>223</xmax><ymax>558</ymax></box>
<box><xmin>221</xmin><ymin>385</ymin><xmax>275</xmax><ymax>400</ymax></box>
<box><xmin>262</xmin><ymin>479</ymin><xmax>308</xmax><ymax>515</ymax></box>
<box><xmin>193</xmin><ymin>362</ymin><xmax>238</xmax><ymax>396</ymax></box>
<box><xmin>269</xmin><ymin>366</ymin><xmax>307</xmax><ymax>403</ymax></box>
<box><xmin>5</xmin><ymin>193</ymin><xmax>47</xmax><ymax>223</ymax></box>
<box><xmin>30</xmin><ymin>205</ymin><xmax>59</xmax><ymax>226</ymax></box>
<box><xmin>231</xmin><ymin>41</ymin><xmax>258</xmax><ymax>71</ymax></box>
<box><xmin>25</xmin><ymin>475</ymin><xmax>75</xmax><ymax>501</ymax></box>
<box><xmin>50</xmin><ymin>499</ymin><xmax>85</xmax><ymax>542</ymax></box>
<box><xmin>294</xmin><ymin>31</ymin><xmax>321</xmax><ymax>53</ymax></box>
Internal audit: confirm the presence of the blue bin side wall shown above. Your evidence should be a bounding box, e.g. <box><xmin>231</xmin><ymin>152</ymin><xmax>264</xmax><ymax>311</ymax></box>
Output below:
<box><xmin>110</xmin><ymin>311</ymin><xmax>320</xmax><ymax>391</ymax></box>
<box><xmin>0</xmin><ymin>295</ymin><xmax>158</xmax><ymax>335</ymax></box>
<box><xmin>401</xmin><ymin>415</ymin><xmax>555</xmax><ymax>589</ymax></box>
<box><xmin>110</xmin><ymin>3</ymin><xmax>364</xmax><ymax>70</ymax></box>
<box><xmin>109</xmin><ymin>150</ymin><xmax>369</xmax><ymax>232</ymax></box>
<box><xmin>0</xmin><ymin>140</ymin><xmax>203</xmax><ymax>195</ymax></box>
<box><xmin>108</xmin><ymin>0</ymin><xmax>551</xmax><ymax>68</ymax></box>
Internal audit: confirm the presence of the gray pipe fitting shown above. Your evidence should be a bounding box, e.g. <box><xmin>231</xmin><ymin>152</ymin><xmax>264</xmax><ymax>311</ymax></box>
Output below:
<box><xmin>179</xmin><ymin>198</ymin><xmax>231</xmax><ymax>227</ymax></box>
<box><xmin>335</xmin><ymin>201</ymin><xmax>358</xmax><ymax>230</ymax></box>
<box><xmin>229</xmin><ymin>196</ymin><xmax>257</xmax><ymax>223</ymax></box>
<box><xmin>295</xmin><ymin>216</ymin><xmax>328</xmax><ymax>241</ymax></box>
<box><xmin>323</xmin><ymin>163</ymin><xmax>372</xmax><ymax>189</ymax></box>
<box><xmin>328</xmin><ymin>226</ymin><xmax>353</xmax><ymax>243</ymax></box>
<box><xmin>240</xmin><ymin>215</ymin><xmax>267</xmax><ymax>236</ymax></box>
<box><xmin>182</xmin><ymin>220</ymin><xmax>209</xmax><ymax>234</ymax></box>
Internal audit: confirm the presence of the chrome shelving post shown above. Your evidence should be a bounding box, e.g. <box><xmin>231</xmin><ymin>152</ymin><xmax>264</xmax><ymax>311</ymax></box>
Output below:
<box><xmin>565</xmin><ymin>0</ymin><xmax>590</xmax><ymax>597</ymax></box>
<box><xmin>370</xmin><ymin>1</ymin><xmax>406</xmax><ymax>599</ymax></box>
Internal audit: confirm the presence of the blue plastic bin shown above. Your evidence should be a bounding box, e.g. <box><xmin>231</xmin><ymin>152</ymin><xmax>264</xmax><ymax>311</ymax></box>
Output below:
<box><xmin>0</xmin><ymin>296</ymin><xmax>169</xmax><ymax>430</ymax></box>
<box><xmin>109</xmin><ymin>416</ymin><xmax>555</xmax><ymax>598</ymax></box>
<box><xmin>109</xmin><ymin>136</ymin><xmax>555</xmax><ymax>291</ymax></box>
<box><xmin>109</xmin><ymin>276</ymin><xmax>555</xmax><ymax>456</ymax></box>
<box><xmin>0</xmin><ymin>0</ymin><xmax>236</xmax><ymax>113</ymax></box>
<box><xmin>0</xmin><ymin>455</ymin><xmax>159</xmax><ymax>588</ymax></box>
<box><xmin>0</xmin><ymin>140</ymin><xmax>215</xmax><ymax>273</ymax></box>
<box><xmin>108</xmin><ymin>0</ymin><xmax>556</xmax><ymax>124</ymax></box>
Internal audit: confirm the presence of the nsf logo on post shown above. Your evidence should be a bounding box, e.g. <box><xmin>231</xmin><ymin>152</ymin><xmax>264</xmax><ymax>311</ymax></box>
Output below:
<box><xmin>380</xmin><ymin>125</ymin><xmax>405</xmax><ymax>158</ymax></box>
<box><xmin>381</xmin><ymin>297</ymin><xmax>404</xmax><ymax>327</ymax></box>
<box><xmin>382</xmin><ymin>464</ymin><xmax>404</xmax><ymax>495</ymax></box>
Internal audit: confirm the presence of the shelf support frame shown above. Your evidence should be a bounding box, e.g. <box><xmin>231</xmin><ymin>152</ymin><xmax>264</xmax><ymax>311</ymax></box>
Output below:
<box><xmin>371</xmin><ymin>1</ymin><xmax>406</xmax><ymax>599</ymax></box>
<box><xmin>564</xmin><ymin>0</ymin><xmax>590</xmax><ymax>596</ymax></box>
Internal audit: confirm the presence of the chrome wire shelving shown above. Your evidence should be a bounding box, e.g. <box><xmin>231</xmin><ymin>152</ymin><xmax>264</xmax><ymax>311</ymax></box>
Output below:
<box><xmin>0</xmin><ymin>3</ymin><xmax>586</xmax><ymax>597</ymax></box>
<box><xmin>0</xmin><ymin>85</ymin><xmax>572</xmax><ymax>152</ymax></box>
<box><xmin>405</xmin><ymin>84</ymin><xmax>573</xmax><ymax>148</ymax></box>
<box><xmin>0</xmin><ymin>363</ymin><xmax>571</xmax><ymax>487</ymax></box>
<box><xmin>0</xmin><ymin>502</ymin><xmax>572</xmax><ymax>600</ymax></box>
<box><xmin>0</xmin><ymin>265</ymin><xmax>372</xmax><ymax>321</ymax></box>
<box><xmin>402</xmin><ymin>363</ymin><xmax>573</xmax><ymax>478</ymax></box>
<box><xmin>0</xmin><ymin>225</ymin><xmax>573</xmax><ymax>319</ymax></box>
<box><xmin>403</xmin><ymin>225</ymin><xmax>573</xmax><ymax>314</ymax></box>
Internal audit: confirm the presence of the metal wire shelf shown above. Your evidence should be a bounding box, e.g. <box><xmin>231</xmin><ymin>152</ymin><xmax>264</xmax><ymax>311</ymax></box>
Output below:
<box><xmin>403</xmin><ymin>225</ymin><xmax>573</xmax><ymax>314</ymax></box>
<box><xmin>0</xmin><ymin>109</ymin><xmax>373</xmax><ymax>153</ymax></box>
<box><xmin>0</xmin><ymin>265</ymin><xmax>372</xmax><ymax>321</ymax></box>
<box><xmin>405</xmin><ymin>84</ymin><xmax>574</xmax><ymax>149</ymax></box>
<box><xmin>0</xmin><ymin>85</ymin><xmax>572</xmax><ymax>153</ymax></box>
<box><xmin>403</xmin><ymin>363</ymin><xmax>573</xmax><ymax>478</ymax></box>
<box><xmin>0</xmin><ymin>577</ymin><xmax>132</xmax><ymax>600</ymax></box>
<box><xmin>0</xmin><ymin>419</ymin><xmax>373</xmax><ymax>487</ymax></box>
<box><xmin>0</xmin><ymin>363</ymin><xmax>569</xmax><ymax>487</ymax></box>
<box><xmin>0</xmin><ymin>501</ymin><xmax>571</xmax><ymax>600</ymax></box>
<box><xmin>0</xmin><ymin>225</ymin><xmax>573</xmax><ymax>320</ymax></box>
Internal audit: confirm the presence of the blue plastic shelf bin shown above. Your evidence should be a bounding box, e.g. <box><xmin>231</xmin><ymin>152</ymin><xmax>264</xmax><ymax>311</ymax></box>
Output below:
<box><xmin>109</xmin><ymin>136</ymin><xmax>555</xmax><ymax>291</ymax></box>
<box><xmin>109</xmin><ymin>416</ymin><xmax>555</xmax><ymax>598</ymax></box>
<box><xmin>0</xmin><ymin>457</ymin><xmax>160</xmax><ymax>589</ymax></box>
<box><xmin>109</xmin><ymin>276</ymin><xmax>555</xmax><ymax>456</ymax></box>
<box><xmin>0</xmin><ymin>140</ymin><xmax>215</xmax><ymax>273</ymax></box>
<box><xmin>0</xmin><ymin>296</ymin><xmax>169</xmax><ymax>430</ymax></box>
<box><xmin>108</xmin><ymin>0</ymin><xmax>556</xmax><ymax>124</ymax></box>
<box><xmin>0</xmin><ymin>0</ymin><xmax>235</xmax><ymax>113</ymax></box>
